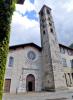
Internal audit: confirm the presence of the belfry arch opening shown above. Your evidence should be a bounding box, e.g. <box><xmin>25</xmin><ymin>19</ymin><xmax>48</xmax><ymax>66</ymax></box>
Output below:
<box><xmin>26</xmin><ymin>74</ymin><xmax>35</xmax><ymax>92</ymax></box>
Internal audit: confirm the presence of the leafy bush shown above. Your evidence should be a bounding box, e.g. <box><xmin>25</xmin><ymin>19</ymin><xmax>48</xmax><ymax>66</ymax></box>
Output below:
<box><xmin>0</xmin><ymin>1</ymin><xmax>15</xmax><ymax>99</ymax></box>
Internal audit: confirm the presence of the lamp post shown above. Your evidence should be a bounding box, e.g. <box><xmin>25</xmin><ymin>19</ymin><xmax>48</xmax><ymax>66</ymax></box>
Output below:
<box><xmin>0</xmin><ymin>0</ymin><xmax>25</xmax><ymax>100</ymax></box>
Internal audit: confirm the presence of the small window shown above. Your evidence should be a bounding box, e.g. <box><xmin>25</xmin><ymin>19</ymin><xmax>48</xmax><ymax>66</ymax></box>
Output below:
<box><xmin>68</xmin><ymin>73</ymin><xmax>72</xmax><ymax>85</ymax></box>
<box><xmin>49</xmin><ymin>23</ymin><xmax>52</xmax><ymax>26</ymax></box>
<box><xmin>64</xmin><ymin>73</ymin><xmax>68</xmax><ymax>86</ymax></box>
<box><xmin>72</xmin><ymin>73</ymin><xmax>73</xmax><ymax>79</ymax></box>
<box><xmin>42</xmin><ymin>18</ymin><xmax>45</xmax><ymax>23</ymax></box>
<box><xmin>70</xmin><ymin>59</ymin><xmax>73</xmax><ymax>68</ymax></box>
<box><xmin>42</xmin><ymin>24</ymin><xmax>45</xmax><ymax>28</ymax></box>
<box><xmin>43</xmin><ymin>30</ymin><xmax>45</xmax><ymax>35</ymax></box>
<box><xmin>60</xmin><ymin>47</ymin><xmax>65</xmax><ymax>54</ymax></box>
<box><xmin>40</xmin><ymin>11</ymin><xmax>44</xmax><ymax>16</ymax></box>
<box><xmin>47</xmin><ymin>9</ymin><xmax>50</xmax><ymax>14</ymax></box>
<box><xmin>70</xmin><ymin>51</ymin><xmax>73</xmax><ymax>55</ymax></box>
<box><xmin>9</xmin><ymin>57</ymin><xmax>14</xmax><ymax>67</ymax></box>
<box><xmin>67</xmin><ymin>50</ymin><xmax>72</xmax><ymax>55</ymax></box>
<box><xmin>62</xmin><ymin>58</ymin><xmax>67</xmax><ymax>67</ymax></box>
<box><xmin>48</xmin><ymin>17</ymin><xmax>51</xmax><ymax>21</ymax></box>
<box><xmin>50</xmin><ymin>28</ymin><xmax>53</xmax><ymax>33</ymax></box>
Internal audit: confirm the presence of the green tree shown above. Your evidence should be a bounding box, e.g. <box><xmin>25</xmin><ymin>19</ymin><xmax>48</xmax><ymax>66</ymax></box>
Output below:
<box><xmin>0</xmin><ymin>0</ymin><xmax>24</xmax><ymax>99</ymax></box>
<box><xmin>69</xmin><ymin>43</ymin><xmax>73</xmax><ymax>49</ymax></box>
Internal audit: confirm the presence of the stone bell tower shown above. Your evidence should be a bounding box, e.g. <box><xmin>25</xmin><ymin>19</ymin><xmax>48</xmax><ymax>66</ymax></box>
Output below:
<box><xmin>39</xmin><ymin>5</ymin><xmax>66</xmax><ymax>91</ymax></box>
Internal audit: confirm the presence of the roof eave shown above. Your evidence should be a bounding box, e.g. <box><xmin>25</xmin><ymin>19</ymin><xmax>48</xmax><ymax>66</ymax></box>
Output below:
<box><xmin>59</xmin><ymin>44</ymin><xmax>73</xmax><ymax>50</ymax></box>
<box><xmin>39</xmin><ymin>4</ymin><xmax>51</xmax><ymax>14</ymax></box>
<box><xmin>9</xmin><ymin>43</ymin><xmax>42</xmax><ymax>51</ymax></box>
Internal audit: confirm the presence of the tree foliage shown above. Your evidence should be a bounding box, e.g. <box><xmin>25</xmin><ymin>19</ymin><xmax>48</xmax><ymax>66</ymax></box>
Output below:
<box><xmin>69</xmin><ymin>43</ymin><xmax>73</xmax><ymax>49</ymax></box>
<box><xmin>0</xmin><ymin>0</ymin><xmax>16</xmax><ymax>99</ymax></box>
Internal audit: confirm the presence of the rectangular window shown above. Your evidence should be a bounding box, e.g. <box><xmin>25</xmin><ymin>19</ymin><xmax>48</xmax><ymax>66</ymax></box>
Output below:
<box><xmin>9</xmin><ymin>56</ymin><xmax>14</xmax><ymax>67</ymax></box>
<box><xmin>43</xmin><ymin>30</ymin><xmax>46</xmax><ymax>35</ymax></box>
<box><xmin>67</xmin><ymin>50</ymin><xmax>71</xmax><ymax>55</ymax></box>
<box><xmin>71</xmin><ymin>51</ymin><xmax>73</xmax><ymax>55</ymax></box>
<box><xmin>50</xmin><ymin>28</ymin><xmax>53</xmax><ymax>33</ymax></box>
<box><xmin>40</xmin><ymin>11</ymin><xmax>44</xmax><ymax>16</ymax></box>
<box><xmin>62</xmin><ymin>58</ymin><xmax>67</xmax><ymax>67</ymax></box>
<box><xmin>49</xmin><ymin>23</ymin><xmax>52</xmax><ymax>26</ymax></box>
<box><xmin>47</xmin><ymin>9</ymin><xmax>50</xmax><ymax>14</ymax></box>
<box><xmin>42</xmin><ymin>24</ymin><xmax>45</xmax><ymax>28</ymax></box>
<box><xmin>48</xmin><ymin>17</ymin><xmax>51</xmax><ymax>21</ymax></box>
<box><xmin>64</xmin><ymin>73</ymin><xmax>68</xmax><ymax>86</ymax></box>
<box><xmin>70</xmin><ymin>59</ymin><xmax>73</xmax><ymax>68</ymax></box>
<box><xmin>68</xmin><ymin>73</ymin><xmax>72</xmax><ymax>85</ymax></box>
<box><xmin>72</xmin><ymin>73</ymin><xmax>73</xmax><ymax>79</ymax></box>
<box><xmin>60</xmin><ymin>47</ymin><xmax>65</xmax><ymax>54</ymax></box>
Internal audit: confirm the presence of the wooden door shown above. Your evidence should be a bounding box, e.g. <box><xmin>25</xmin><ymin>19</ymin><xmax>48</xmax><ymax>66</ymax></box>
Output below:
<box><xmin>4</xmin><ymin>79</ymin><xmax>11</xmax><ymax>93</ymax></box>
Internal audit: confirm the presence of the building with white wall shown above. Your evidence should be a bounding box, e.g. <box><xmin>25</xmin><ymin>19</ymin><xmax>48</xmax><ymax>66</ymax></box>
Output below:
<box><xmin>59</xmin><ymin>44</ymin><xmax>73</xmax><ymax>87</ymax></box>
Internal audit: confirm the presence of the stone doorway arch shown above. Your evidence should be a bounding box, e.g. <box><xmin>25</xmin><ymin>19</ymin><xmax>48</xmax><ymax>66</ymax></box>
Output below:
<box><xmin>26</xmin><ymin>74</ymin><xmax>35</xmax><ymax>91</ymax></box>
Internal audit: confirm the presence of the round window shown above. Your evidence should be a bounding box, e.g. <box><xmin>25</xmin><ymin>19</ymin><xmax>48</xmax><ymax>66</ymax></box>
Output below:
<box><xmin>27</xmin><ymin>51</ymin><xmax>36</xmax><ymax>60</ymax></box>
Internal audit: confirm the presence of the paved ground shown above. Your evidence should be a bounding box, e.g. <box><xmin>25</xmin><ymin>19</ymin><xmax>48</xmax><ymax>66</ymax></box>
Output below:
<box><xmin>2</xmin><ymin>90</ymin><xmax>73</xmax><ymax>100</ymax></box>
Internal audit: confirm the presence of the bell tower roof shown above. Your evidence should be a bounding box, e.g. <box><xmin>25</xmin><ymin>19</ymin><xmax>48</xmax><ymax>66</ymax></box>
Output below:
<box><xmin>39</xmin><ymin>5</ymin><xmax>51</xmax><ymax>14</ymax></box>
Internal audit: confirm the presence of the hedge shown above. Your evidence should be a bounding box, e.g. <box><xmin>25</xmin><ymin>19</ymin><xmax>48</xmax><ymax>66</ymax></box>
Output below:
<box><xmin>0</xmin><ymin>1</ymin><xmax>16</xmax><ymax>99</ymax></box>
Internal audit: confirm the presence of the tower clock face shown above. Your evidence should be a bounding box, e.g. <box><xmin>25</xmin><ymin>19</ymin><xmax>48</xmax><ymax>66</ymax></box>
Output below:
<box><xmin>27</xmin><ymin>51</ymin><xmax>36</xmax><ymax>60</ymax></box>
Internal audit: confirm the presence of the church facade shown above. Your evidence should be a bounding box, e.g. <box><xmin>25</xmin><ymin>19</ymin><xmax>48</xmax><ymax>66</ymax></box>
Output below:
<box><xmin>4</xmin><ymin>5</ymin><xmax>73</xmax><ymax>93</ymax></box>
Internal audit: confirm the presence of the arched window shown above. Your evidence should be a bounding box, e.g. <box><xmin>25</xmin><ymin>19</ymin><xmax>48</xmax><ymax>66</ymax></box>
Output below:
<box><xmin>9</xmin><ymin>56</ymin><xmax>14</xmax><ymax>67</ymax></box>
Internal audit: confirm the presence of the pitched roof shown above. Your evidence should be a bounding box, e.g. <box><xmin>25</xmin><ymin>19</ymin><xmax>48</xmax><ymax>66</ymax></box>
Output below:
<box><xmin>39</xmin><ymin>5</ymin><xmax>51</xmax><ymax>14</ymax></box>
<box><xmin>59</xmin><ymin>44</ymin><xmax>73</xmax><ymax>50</ymax></box>
<box><xmin>9</xmin><ymin>42</ymin><xmax>73</xmax><ymax>51</ymax></box>
<box><xmin>9</xmin><ymin>43</ymin><xmax>42</xmax><ymax>51</ymax></box>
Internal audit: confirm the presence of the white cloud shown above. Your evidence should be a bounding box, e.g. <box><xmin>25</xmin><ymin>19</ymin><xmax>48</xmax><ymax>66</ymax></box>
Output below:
<box><xmin>10</xmin><ymin>5</ymin><xmax>40</xmax><ymax>46</ymax></box>
<box><xmin>10</xmin><ymin>0</ymin><xmax>73</xmax><ymax>46</ymax></box>
<box><xmin>63</xmin><ymin>0</ymin><xmax>73</xmax><ymax>12</ymax></box>
<box><xmin>10</xmin><ymin>19</ymin><xmax>41</xmax><ymax>46</ymax></box>
<box><xmin>12</xmin><ymin>12</ymin><xmax>38</xmax><ymax>29</ymax></box>
<box><xmin>16</xmin><ymin>0</ymin><xmax>35</xmax><ymax>14</ymax></box>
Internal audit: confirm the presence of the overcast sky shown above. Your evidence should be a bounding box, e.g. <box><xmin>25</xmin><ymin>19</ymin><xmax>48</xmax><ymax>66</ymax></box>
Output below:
<box><xmin>10</xmin><ymin>0</ymin><xmax>73</xmax><ymax>46</ymax></box>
